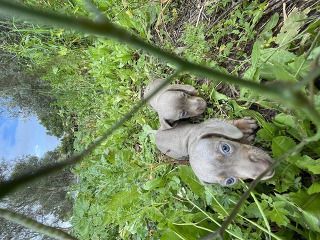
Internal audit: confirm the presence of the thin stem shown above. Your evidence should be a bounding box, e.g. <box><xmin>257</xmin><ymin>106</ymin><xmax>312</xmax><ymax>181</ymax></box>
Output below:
<box><xmin>0</xmin><ymin>208</ymin><xmax>77</xmax><ymax>240</ymax></box>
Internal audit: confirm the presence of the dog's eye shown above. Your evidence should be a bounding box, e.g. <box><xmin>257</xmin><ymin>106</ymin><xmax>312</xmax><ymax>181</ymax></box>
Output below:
<box><xmin>220</xmin><ymin>143</ymin><xmax>231</xmax><ymax>154</ymax></box>
<box><xmin>181</xmin><ymin>92</ymin><xmax>188</xmax><ymax>98</ymax></box>
<box><xmin>225</xmin><ymin>177</ymin><xmax>236</xmax><ymax>186</ymax></box>
<box><xmin>180</xmin><ymin>110</ymin><xmax>188</xmax><ymax>118</ymax></box>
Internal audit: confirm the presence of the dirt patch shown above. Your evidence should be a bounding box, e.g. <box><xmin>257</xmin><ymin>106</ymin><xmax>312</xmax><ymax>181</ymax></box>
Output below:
<box><xmin>154</xmin><ymin>0</ymin><xmax>318</xmax><ymax>49</ymax></box>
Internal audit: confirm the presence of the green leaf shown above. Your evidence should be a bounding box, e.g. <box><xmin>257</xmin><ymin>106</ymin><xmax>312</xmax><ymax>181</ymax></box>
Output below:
<box><xmin>267</xmin><ymin>201</ymin><xmax>290</xmax><ymax>226</ymax></box>
<box><xmin>260</xmin><ymin>63</ymin><xmax>297</xmax><ymax>82</ymax></box>
<box><xmin>305</xmin><ymin>160</ymin><xmax>320</xmax><ymax>175</ymax></box>
<box><xmin>179</xmin><ymin>166</ymin><xmax>205</xmax><ymax>198</ymax></box>
<box><xmin>257</xmin><ymin>122</ymin><xmax>279</xmax><ymax>141</ymax></box>
<box><xmin>107</xmin><ymin>187</ymin><xmax>140</xmax><ymax>210</ymax></box>
<box><xmin>143</xmin><ymin>177</ymin><xmax>164</xmax><ymax>191</ymax></box>
<box><xmin>205</xmin><ymin>187</ymin><xmax>228</xmax><ymax>216</ymax></box>
<box><xmin>308</xmin><ymin>46</ymin><xmax>320</xmax><ymax>60</ymax></box>
<box><xmin>273</xmin><ymin>65</ymin><xmax>297</xmax><ymax>82</ymax></box>
<box><xmin>261</xmin><ymin>13</ymin><xmax>279</xmax><ymax>35</ymax></box>
<box><xmin>168</xmin><ymin>220</ymin><xmax>200</xmax><ymax>240</ymax></box>
<box><xmin>209</xmin><ymin>89</ymin><xmax>228</xmax><ymax>101</ymax></box>
<box><xmin>272</xmin><ymin>136</ymin><xmax>297</xmax><ymax>158</ymax></box>
<box><xmin>307</xmin><ymin>182</ymin><xmax>320</xmax><ymax>195</ymax></box>
<box><xmin>288</xmin><ymin>54</ymin><xmax>311</xmax><ymax>79</ymax></box>
<box><xmin>267</xmin><ymin>161</ymin><xmax>301</xmax><ymax>192</ymax></box>
<box><xmin>275</xmin><ymin>8</ymin><xmax>309</xmax><ymax>47</ymax></box>
<box><xmin>260</xmin><ymin>48</ymin><xmax>296</xmax><ymax>66</ymax></box>
<box><xmin>274</xmin><ymin>113</ymin><xmax>295</xmax><ymax>129</ymax></box>
<box><xmin>246</xmin><ymin>200</ymin><xmax>268</xmax><ymax>218</ymax></box>
<box><xmin>259</xmin><ymin>48</ymin><xmax>297</xmax><ymax>81</ymax></box>
<box><xmin>147</xmin><ymin>207</ymin><xmax>165</xmax><ymax>223</ymax></box>
<box><xmin>242</xmin><ymin>65</ymin><xmax>259</xmax><ymax>81</ymax></box>
<box><xmin>296</xmin><ymin>155</ymin><xmax>320</xmax><ymax>174</ymax></box>
<box><xmin>289</xmin><ymin>190</ymin><xmax>320</xmax><ymax>233</ymax></box>
<box><xmin>251</xmin><ymin>41</ymin><xmax>260</xmax><ymax>67</ymax></box>
<box><xmin>160</xmin><ymin>229</ymin><xmax>182</xmax><ymax>240</ymax></box>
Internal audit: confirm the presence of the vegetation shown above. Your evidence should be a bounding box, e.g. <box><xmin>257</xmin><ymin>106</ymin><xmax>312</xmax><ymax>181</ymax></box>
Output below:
<box><xmin>0</xmin><ymin>0</ymin><xmax>319</xmax><ymax>239</ymax></box>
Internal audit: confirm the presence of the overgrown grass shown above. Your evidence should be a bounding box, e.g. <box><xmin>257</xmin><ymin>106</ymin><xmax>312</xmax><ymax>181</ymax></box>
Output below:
<box><xmin>1</xmin><ymin>0</ymin><xmax>320</xmax><ymax>239</ymax></box>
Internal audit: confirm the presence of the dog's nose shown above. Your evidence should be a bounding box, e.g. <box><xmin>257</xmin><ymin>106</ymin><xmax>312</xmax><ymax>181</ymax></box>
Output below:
<box><xmin>197</xmin><ymin>99</ymin><xmax>207</xmax><ymax>110</ymax></box>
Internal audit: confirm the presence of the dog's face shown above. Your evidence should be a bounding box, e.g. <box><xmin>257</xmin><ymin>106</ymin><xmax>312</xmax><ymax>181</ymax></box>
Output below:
<box><xmin>156</xmin><ymin>90</ymin><xmax>207</xmax><ymax>129</ymax></box>
<box><xmin>189</xmin><ymin>137</ymin><xmax>275</xmax><ymax>187</ymax></box>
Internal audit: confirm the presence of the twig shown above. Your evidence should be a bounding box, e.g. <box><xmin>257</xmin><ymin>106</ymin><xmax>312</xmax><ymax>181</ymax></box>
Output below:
<box><xmin>282</xmin><ymin>0</ymin><xmax>287</xmax><ymax>22</ymax></box>
<box><xmin>196</xmin><ymin>5</ymin><xmax>204</xmax><ymax>27</ymax></box>
<box><xmin>0</xmin><ymin>208</ymin><xmax>77</xmax><ymax>240</ymax></box>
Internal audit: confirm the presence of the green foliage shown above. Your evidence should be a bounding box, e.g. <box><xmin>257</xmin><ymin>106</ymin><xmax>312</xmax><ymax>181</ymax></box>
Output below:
<box><xmin>2</xmin><ymin>1</ymin><xmax>320</xmax><ymax>239</ymax></box>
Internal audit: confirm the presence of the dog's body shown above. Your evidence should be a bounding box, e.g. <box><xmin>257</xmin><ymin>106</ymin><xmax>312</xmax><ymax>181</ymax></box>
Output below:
<box><xmin>144</xmin><ymin>78</ymin><xmax>206</xmax><ymax>130</ymax></box>
<box><xmin>154</xmin><ymin>117</ymin><xmax>274</xmax><ymax>186</ymax></box>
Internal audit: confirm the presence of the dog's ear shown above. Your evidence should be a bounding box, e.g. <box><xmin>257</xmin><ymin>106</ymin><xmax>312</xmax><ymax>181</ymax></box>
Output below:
<box><xmin>166</xmin><ymin>84</ymin><xmax>198</xmax><ymax>96</ymax></box>
<box><xmin>199</xmin><ymin>121</ymin><xmax>243</xmax><ymax>140</ymax></box>
<box><xmin>159</xmin><ymin>116</ymin><xmax>178</xmax><ymax>130</ymax></box>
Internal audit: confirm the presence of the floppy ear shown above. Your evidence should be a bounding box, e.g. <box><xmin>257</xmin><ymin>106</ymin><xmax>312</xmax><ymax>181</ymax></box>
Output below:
<box><xmin>199</xmin><ymin>121</ymin><xmax>243</xmax><ymax>140</ymax></box>
<box><xmin>159</xmin><ymin>116</ymin><xmax>178</xmax><ymax>130</ymax></box>
<box><xmin>166</xmin><ymin>84</ymin><xmax>198</xmax><ymax>96</ymax></box>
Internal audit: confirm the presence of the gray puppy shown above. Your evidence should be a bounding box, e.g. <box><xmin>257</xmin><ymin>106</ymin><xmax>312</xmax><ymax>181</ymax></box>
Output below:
<box><xmin>144</xmin><ymin>78</ymin><xmax>207</xmax><ymax>130</ymax></box>
<box><xmin>154</xmin><ymin>117</ymin><xmax>275</xmax><ymax>186</ymax></box>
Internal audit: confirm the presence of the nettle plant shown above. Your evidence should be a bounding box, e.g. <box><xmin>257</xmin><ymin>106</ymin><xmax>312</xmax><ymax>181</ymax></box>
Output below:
<box><xmin>0</xmin><ymin>1</ymin><xmax>319</xmax><ymax>240</ymax></box>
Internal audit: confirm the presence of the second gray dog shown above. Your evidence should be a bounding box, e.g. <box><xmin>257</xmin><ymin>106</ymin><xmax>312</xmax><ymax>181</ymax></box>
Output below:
<box><xmin>144</xmin><ymin>78</ymin><xmax>207</xmax><ymax>130</ymax></box>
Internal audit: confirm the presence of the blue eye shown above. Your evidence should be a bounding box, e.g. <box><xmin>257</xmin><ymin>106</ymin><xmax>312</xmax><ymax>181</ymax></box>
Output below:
<box><xmin>225</xmin><ymin>177</ymin><xmax>236</xmax><ymax>186</ymax></box>
<box><xmin>221</xmin><ymin>143</ymin><xmax>231</xmax><ymax>153</ymax></box>
<box><xmin>180</xmin><ymin>110</ymin><xmax>188</xmax><ymax>118</ymax></box>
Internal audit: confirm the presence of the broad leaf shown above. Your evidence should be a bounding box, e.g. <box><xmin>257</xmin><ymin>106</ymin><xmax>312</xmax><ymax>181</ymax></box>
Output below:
<box><xmin>257</xmin><ymin>122</ymin><xmax>279</xmax><ymax>141</ymax></box>
<box><xmin>160</xmin><ymin>229</ymin><xmax>182</xmax><ymax>240</ymax></box>
<box><xmin>267</xmin><ymin>201</ymin><xmax>290</xmax><ymax>226</ymax></box>
<box><xmin>268</xmin><ymin>161</ymin><xmax>301</xmax><ymax>192</ymax></box>
<box><xmin>272</xmin><ymin>136</ymin><xmax>297</xmax><ymax>158</ymax></box>
<box><xmin>307</xmin><ymin>182</ymin><xmax>320</xmax><ymax>195</ymax></box>
<box><xmin>179</xmin><ymin>166</ymin><xmax>206</xmax><ymax>198</ymax></box>
<box><xmin>275</xmin><ymin>8</ymin><xmax>309</xmax><ymax>47</ymax></box>
<box><xmin>143</xmin><ymin>177</ymin><xmax>164</xmax><ymax>191</ymax></box>
<box><xmin>261</xmin><ymin>13</ymin><xmax>279</xmax><ymax>35</ymax></box>
<box><xmin>107</xmin><ymin>187</ymin><xmax>140</xmax><ymax>210</ymax></box>
<box><xmin>168</xmin><ymin>220</ymin><xmax>202</xmax><ymax>240</ymax></box>
<box><xmin>296</xmin><ymin>155</ymin><xmax>320</xmax><ymax>174</ymax></box>
<box><xmin>289</xmin><ymin>190</ymin><xmax>320</xmax><ymax>233</ymax></box>
<box><xmin>274</xmin><ymin>113</ymin><xmax>295</xmax><ymax>129</ymax></box>
<box><xmin>288</xmin><ymin>54</ymin><xmax>311</xmax><ymax>79</ymax></box>
<box><xmin>251</xmin><ymin>41</ymin><xmax>260</xmax><ymax>67</ymax></box>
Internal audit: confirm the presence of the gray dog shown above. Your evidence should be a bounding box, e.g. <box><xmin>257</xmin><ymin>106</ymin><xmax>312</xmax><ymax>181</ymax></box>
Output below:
<box><xmin>154</xmin><ymin>117</ymin><xmax>275</xmax><ymax>186</ymax></box>
<box><xmin>144</xmin><ymin>78</ymin><xmax>207</xmax><ymax>130</ymax></box>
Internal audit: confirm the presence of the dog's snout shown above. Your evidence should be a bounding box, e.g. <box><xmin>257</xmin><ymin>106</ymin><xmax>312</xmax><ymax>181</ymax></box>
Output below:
<box><xmin>197</xmin><ymin>98</ymin><xmax>207</xmax><ymax>110</ymax></box>
<box><xmin>248</xmin><ymin>150</ymin><xmax>274</xmax><ymax>180</ymax></box>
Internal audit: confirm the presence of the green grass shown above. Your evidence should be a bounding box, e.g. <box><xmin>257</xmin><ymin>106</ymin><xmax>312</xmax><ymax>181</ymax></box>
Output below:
<box><xmin>1</xmin><ymin>0</ymin><xmax>320</xmax><ymax>239</ymax></box>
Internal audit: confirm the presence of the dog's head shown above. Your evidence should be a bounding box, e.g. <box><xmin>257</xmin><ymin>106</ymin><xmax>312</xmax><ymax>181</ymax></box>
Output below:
<box><xmin>156</xmin><ymin>85</ymin><xmax>207</xmax><ymax>130</ymax></box>
<box><xmin>188</xmin><ymin>122</ymin><xmax>274</xmax><ymax>186</ymax></box>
